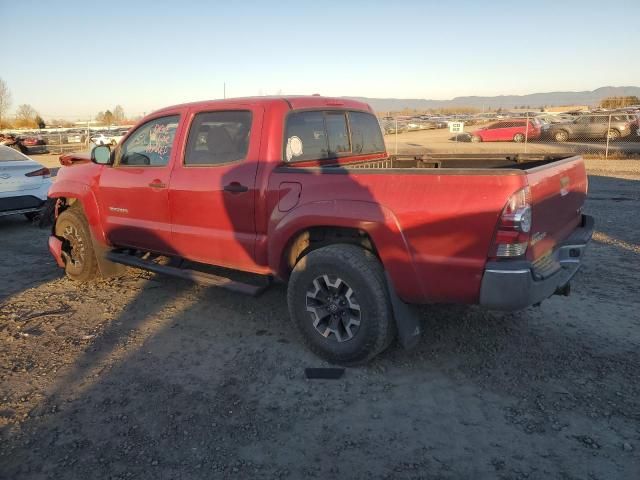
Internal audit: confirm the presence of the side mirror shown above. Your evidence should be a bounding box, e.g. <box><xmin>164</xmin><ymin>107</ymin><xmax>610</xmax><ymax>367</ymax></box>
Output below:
<box><xmin>91</xmin><ymin>145</ymin><xmax>112</xmax><ymax>165</ymax></box>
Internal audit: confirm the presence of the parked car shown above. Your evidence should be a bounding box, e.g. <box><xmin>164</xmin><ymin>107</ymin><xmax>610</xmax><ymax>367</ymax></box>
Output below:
<box><xmin>0</xmin><ymin>145</ymin><xmax>52</xmax><ymax>220</ymax></box>
<box><xmin>470</xmin><ymin>119</ymin><xmax>542</xmax><ymax>143</ymax></box>
<box><xmin>535</xmin><ymin>114</ymin><xmax>575</xmax><ymax>125</ymax></box>
<box><xmin>90</xmin><ymin>133</ymin><xmax>116</xmax><ymax>146</ymax></box>
<box><xmin>47</xmin><ymin>96</ymin><xmax>593</xmax><ymax>364</ymax></box>
<box><xmin>109</xmin><ymin>130</ymin><xmax>129</xmax><ymax>144</ymax></box>
<box><xmin>0</xmin><ymin>134</ymin><xmax>29</xmax><ymax>154</ymax></box>
<box><xmin>21</xmin><ymin>135</ymin><xmax>47</xmax><ymax>147</ymax></box>
<box><xmin>612</xmin><ymin>113</ymin><xmax>640</xmax><ymax>135</ymax></box>
<box><xmin>548</xmin><ymin>115</ymin><xmax>633</xmax><ymax>142</ymax></box>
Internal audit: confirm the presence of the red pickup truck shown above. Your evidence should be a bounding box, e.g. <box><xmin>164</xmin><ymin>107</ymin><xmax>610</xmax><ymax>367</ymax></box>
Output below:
<box><xmin>47</xmin><ymin>96</ymin><xmax>593</xmax><ymax>364</ymax></box>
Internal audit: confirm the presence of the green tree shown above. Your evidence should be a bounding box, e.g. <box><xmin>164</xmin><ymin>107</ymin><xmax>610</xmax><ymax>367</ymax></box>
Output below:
<box><xmin>35</xmin><ymin>115</ymin><xmax>46</xmax><ymax>129</ymax></box>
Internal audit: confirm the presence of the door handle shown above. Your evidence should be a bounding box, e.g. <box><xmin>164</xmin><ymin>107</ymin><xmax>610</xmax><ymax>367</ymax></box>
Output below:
<box><xmin>148</xmin><ymin>180</ymin><xmax>167</xmax><ymax>189</ymax></box>
<box><xmin>224</xmin><ymin>182</ymin><xmax>249</xmax><ymax>193</ymax></box>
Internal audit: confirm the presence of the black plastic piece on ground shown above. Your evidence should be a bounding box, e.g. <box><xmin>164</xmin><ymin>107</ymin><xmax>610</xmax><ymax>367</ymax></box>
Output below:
<box><xmin>305</xmin><ymin>368</ymin><xmax>345</xmax><ymax>380</ymax></box>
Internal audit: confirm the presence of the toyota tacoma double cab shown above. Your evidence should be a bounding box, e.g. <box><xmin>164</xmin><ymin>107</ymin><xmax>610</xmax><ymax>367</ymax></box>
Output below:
<box><xmin>47</xmin><ymin>96</ymin><xmax>594</xmax><ymax>364</ymax></box>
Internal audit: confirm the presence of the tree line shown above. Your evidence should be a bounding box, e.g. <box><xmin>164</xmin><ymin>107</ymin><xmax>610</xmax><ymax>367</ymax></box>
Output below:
<box><xmin>599</xmin><ymin>96</ymin><xmax>640</xmax><ymax>109</ymax></box>
<box><xmin>0</xmin><ymin>77</ymin><xmax>133</xmax><ymax>130</ymax></box>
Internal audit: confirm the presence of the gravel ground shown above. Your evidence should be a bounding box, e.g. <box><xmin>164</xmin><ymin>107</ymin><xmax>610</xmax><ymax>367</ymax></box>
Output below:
<box><xmin>0</xmin><ymin>160</ymin><xmax>639</xmax><ymax>479</ymax></box>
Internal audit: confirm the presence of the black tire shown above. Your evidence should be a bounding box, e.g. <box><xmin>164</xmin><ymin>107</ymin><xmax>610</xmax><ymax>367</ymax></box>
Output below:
<box><xmin>287</xmin><ymin>244</ymin><xmax>395</xmax><ymax>365</ymax></box>
<box><xmin>553</xmin><ymin>130</ymin><xmax>569</xmax><ymax>142</ymax></box>
<box><xmin>24</xmin><ymin>211</ymin><xmax>40</xmax><ymax>221</ymax></box>
<box><xmin>513</xmin><ymin>133</ymin><xmax>525</xmax><ymax>143</ymax></box>
<box><xmin>55</xmin><ymin>207</ymin><xmax>98</xmax><ymax>281</ymax></box>
<box><xmin>606</xmin><ymin>129</ymin><xmax>620</xmax><ymax>141</ymax></box>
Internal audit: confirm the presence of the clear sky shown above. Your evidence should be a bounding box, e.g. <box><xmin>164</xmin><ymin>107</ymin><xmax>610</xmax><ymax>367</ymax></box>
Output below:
<box><xmin>1</xmin><ymin>0</ymin><xmax>639</xmax><ymax>119</ymax></box>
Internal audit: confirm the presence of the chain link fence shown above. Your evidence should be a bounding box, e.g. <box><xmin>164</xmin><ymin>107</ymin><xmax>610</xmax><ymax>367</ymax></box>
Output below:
<box><xmin>379</xmin><ymin>111</ymin><xmax>640</xmax><ymax>159</ymax></box>
<box><xmin>0</xmin><ymin>126</ymin><xmax>131</xmax><ymax>156</ymax></box>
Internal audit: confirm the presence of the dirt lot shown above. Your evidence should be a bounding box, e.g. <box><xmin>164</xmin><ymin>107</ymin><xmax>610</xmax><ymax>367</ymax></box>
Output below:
<box><xmin>1</xmin><ymin>160</ymin><xmax>639</xmax><ymax>479</ymax></box>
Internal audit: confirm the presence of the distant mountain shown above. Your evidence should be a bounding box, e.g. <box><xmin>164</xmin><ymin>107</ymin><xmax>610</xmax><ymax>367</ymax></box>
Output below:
<box><xmin>345</xmin><ymin>86</ymin><xmax>640</xmax><ymax>112</ymax></box>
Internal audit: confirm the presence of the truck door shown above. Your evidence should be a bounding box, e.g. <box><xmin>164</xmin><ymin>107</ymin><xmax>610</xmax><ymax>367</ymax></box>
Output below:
<box><xmin>168</xmin><ymin>106</ymin><xmax>263</xmax><ymax>272</ymax></box>
<box><xmin>97</xmin><ymin>113</ymin><xmax>183</xmax><ymax>254</ymax></box>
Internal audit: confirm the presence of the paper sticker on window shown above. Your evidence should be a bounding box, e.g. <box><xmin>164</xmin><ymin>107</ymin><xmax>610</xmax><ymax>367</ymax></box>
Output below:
<box><xmin>286</xmin><ymin>136</ymin><xmax>303</xmax><ymax>161</ymax></box>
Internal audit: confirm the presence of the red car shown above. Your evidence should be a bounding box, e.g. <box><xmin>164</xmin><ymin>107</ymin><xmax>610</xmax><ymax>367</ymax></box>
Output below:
<box><xmin>47</xmin><ymin>96</ymin><xmax>593</xmax><ymax>364</ymax></box>
<box><xmin>471</xmin><ymin>119</ymin><xmax>542</xmax><ymax>143</ymax></box>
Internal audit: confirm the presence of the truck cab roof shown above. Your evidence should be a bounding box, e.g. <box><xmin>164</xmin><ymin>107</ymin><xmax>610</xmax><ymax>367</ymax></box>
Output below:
<box><xmin>152</xmin><ymin>96</ymin><xmax>373</xmax><ymax>116</ymax></box>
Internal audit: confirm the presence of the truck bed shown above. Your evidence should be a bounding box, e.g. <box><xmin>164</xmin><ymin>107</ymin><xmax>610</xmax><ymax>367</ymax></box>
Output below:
<box><xmin>273</xmin><ymin>153</ymin><xmax>587</xmax><ymax>304</ymax></box>
<box><xmin>333</xmin><ymin>153</ymin><xmax>574</xmax><ymax>171</ymax></box>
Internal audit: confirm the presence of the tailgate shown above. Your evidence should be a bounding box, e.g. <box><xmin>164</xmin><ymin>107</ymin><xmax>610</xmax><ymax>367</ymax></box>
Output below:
<box><xmin>525</xmin><ymin>156</ymin><xmax>588</xmax><ymax>261</ymax></box>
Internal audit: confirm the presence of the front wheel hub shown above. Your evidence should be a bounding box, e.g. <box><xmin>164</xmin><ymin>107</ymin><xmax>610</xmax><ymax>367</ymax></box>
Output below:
<box><xmin>305</xmin><ymin>274</ymin><xmax>361</xmax><ymax>343</ymax></box>
<box><xmin>61</xmin><ymin>224</ymin><xmax>85</xmax><ymax>267</ymax></box>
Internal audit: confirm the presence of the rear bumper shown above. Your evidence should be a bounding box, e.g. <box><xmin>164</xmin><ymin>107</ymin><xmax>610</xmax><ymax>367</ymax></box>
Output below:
<box><xmin>479</xmin><ymin>214</ymin><xmax>594</xmax><ymax>311</ymax></box>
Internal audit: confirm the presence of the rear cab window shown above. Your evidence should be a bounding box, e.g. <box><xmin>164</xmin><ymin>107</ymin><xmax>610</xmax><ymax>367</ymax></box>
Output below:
<box><xmin>284</xmin><ymin>110</ymin><xmax>384</xmax><ymax>162</ymax></box>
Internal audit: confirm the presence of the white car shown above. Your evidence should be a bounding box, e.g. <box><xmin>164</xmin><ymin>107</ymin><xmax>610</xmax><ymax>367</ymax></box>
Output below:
<box><xmin>0</xmin><ymin>145</ymin><xmax>52</xmax><ymax>220</ymax></box>
<box><xmin>109</xmin><ymin>131</ymin><xmax>127</xmax><ymax>144</ymax></box>
<box><xmin>90</xmin><ymin>133</ymin><xmax>116</xmax><ymax>146</ymax></box>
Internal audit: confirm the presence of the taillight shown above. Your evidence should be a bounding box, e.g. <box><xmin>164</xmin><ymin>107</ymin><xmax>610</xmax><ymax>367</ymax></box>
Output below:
<box><xmin>25</xmin><ymin>167</ymin><xmax>50</xmax><ymax>178</ymax></box>
<box><xmin>490</xmin><ymin>187</ymin><xmax>532</xmax><ymax>258</ymax></box>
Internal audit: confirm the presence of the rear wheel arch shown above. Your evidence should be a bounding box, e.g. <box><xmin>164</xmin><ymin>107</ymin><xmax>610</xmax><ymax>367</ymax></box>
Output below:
<box><xmin>282</xmin><ymin>226</ymin><xmax>378</xmax><ymax>277</ymax></box>
<box><xmin>268</xmin><ymin>201</ymin><xmax>424</xmax><ymax>302</ymax></box>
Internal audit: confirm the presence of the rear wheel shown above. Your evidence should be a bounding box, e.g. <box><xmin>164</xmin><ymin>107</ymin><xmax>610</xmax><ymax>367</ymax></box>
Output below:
<box><xmin>553</xmin><ymin>130</ymin><xmax>569</xmax><ymax>142</ymax></box>
<box><xmin>287</xmin><ymin>244</ymin><xmax>395</xmax><ymax>365</ymax></box>
<box><xmin>513</xmin><ymin>133</ymin><xmax>525</xmax><ymax>143</ymax></box>
<box><xmin>470</xmin><ymin>135</ymin><xmax>482</xmax><ymax>143</ymax></box>
<box><xmin>606</xmin><ymin>129</ymin><xmax>620</xmax><ymax>141</ymax></box>
<box><xmin>55</xmin><ymin>208</ymin><xmax>98</xmax><ymax>281</ymax></box>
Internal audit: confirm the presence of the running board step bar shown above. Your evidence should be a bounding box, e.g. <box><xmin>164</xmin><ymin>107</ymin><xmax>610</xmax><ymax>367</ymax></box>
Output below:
<box><xmin>105</xmin><ymin>251</ymin><xmax>270</xmax><ymax>297</ymax></box>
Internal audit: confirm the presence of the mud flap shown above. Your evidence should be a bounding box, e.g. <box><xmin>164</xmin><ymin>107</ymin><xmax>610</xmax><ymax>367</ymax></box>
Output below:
<box><xmin>385</xmin><ymin>272</ymin><xmax>422</xmax><ymax>350</ymax></box>
<box><xmin>92</xmin><ymin>233</ymin><xmax>127</xmax><ymax>278</ymax></box>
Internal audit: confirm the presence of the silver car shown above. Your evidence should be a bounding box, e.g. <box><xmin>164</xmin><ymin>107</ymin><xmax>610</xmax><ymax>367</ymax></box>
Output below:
<box><xmin>0</xmin><ymin>145</ymin><xmax>52</xmax><ymax>220</ymax></box>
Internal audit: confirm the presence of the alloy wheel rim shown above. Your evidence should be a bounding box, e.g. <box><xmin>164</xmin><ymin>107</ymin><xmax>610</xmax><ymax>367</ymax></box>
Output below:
<box><xmin>305</xmin><ymin>274</ymin><xmax>362</xmax><ymax>343</ymax></box>
<box><xmin>62</xmin><ymin>224</ymin><xmax>85</xmax><ymax>267</ymax></box>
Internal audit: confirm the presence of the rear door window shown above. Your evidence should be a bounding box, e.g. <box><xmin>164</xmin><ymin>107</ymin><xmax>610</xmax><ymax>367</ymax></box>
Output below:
<box><xmin>184</xmin><ymin>111</ymin><xmax>252</xmax><ymax>165</ymax></box>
